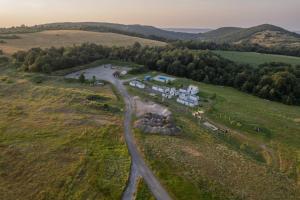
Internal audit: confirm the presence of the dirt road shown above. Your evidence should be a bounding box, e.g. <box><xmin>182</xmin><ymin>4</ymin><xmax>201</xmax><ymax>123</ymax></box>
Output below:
<box><xmin>66</xmin><ymin>66</ymin><xmax>173</xmax><ymax>200</ymax></box>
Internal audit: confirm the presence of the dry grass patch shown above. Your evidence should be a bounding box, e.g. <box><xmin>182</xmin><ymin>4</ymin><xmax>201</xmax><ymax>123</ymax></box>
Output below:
<box><xmin>0</xmin><ymin>73</ymin><xmax>130</xmax><ymax>200</ymax></box>
<box><xmin>0</xmin><ymin>30</ymin><xmax>166</xmax><ymax>54</ymax></box>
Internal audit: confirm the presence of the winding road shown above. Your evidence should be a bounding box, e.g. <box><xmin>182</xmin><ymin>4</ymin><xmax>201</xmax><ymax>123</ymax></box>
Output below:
<box><xmin>66</xmin><ymin>66</ymin><xmax>173</xmax><ymax>200</ymax></box>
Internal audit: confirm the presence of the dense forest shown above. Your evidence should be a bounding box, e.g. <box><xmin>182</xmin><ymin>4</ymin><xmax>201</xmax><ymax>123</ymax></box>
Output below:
<box><xmin>12</xmin><ymin>43</ymin><xmax>300</xmax><ymax>105</ymax></box>
<box><xmin>173</xmin><ymin>40</ymin><xmax>300</xmax><ymax>57</ymax></box>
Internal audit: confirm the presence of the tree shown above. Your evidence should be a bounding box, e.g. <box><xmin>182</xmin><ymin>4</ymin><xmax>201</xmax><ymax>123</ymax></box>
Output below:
<box><xmin>133</xmin><ymin>42</ymin><xmax>142</xmax><ymax>49</ymax></box>
<box><xmin>79</xmin><ymin>73</ymin><xmax>86</xmax><ymax>83</ymax></box>
<box><xmin>92</xmin><ymin>76</ymin><xmax>96</xmax><ymax>85</ymax></box>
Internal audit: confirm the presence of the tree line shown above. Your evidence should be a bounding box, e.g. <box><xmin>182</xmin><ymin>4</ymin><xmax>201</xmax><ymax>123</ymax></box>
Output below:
<box><xmin>12</xmin><ymin>43</ymin><xmax>300</xmax><ymax>105</ymax></box>
<box><xmin>173</xmin><ymin>40</ymin><xmax>300</xmax><ymax>57</ymax></box>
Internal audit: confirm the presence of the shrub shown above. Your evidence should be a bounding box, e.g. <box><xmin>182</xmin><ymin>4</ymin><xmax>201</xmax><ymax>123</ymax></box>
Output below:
<box><xmin>128</xmin><ymin>66</ymin><xmax>148</xmax><ymax>75</ymax></box>
<box><xmin>30</xmin><ymin>75</ymin><xmax>47</xmax><ymax>84</ymax></box>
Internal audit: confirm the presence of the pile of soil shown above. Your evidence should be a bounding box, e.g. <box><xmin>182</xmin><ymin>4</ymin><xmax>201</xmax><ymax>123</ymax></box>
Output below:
<box><xmin>135</xmin><ymin>113</ymin><xmax>180</xmax><ymax>135</ymax></box>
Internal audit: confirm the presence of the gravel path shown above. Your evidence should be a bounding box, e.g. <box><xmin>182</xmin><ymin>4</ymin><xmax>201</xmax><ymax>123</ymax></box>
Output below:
<box><xmin>122</xmin><ymin>163</ymin><xmax>139</xmax><ymax>200</ymax></box>
<box><xmin>66</xmin><ymin>65</ymin><xmax>173</xmax><ymax>200</ymax></box>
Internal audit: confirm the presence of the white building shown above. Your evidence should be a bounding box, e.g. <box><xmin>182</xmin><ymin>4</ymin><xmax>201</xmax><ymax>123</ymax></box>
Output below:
<box><xmin>179</xmin><ymin>88</ymin><xmax>188</xmax><ymax>94</ymax></box>
<box><xmin>151</xmin><ymin>84</ymin><xmax>200</xmax><ymax>107</ymax></box>
<box><xmin>162</xmin><ymin>93</ymin><xmax>173</xmax><ymax>99</ymax></box>
<box><xmin>177</xmin><ymin>97</ymin><xmax>199</xmax><ymax>107</ymax></box>
<box><xmin>177</xmin><ymin>93</ymin><xmax>199</xmax><ymax>107</ymax></box>
<box><xmin>120</xmin><ymin>71</ymin><xmax>128</xmax><ymax>76</ymax></box>
<box><xmin>170</xmin><ymin>88</ymin><xmax>178</xmax><ymax>96</ymax></box>
<box><xmin>152</xmin><ymin>85</ymin><xmax>166</xmax><ymax>93</ymax></box>
<box><xmin>187</xmin><ymin>85</ymin><xmax>199</xmax><ymax>95</ymax></box>
<box><xmin>129</xmin><ymin>80</ymin><xmax>145</xmax><ymax>89</ymax></box>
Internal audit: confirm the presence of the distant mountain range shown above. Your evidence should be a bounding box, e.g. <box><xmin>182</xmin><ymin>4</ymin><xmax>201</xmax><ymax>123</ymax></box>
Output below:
<box><xmin>163</xmin><ymin>28</ymin><xmax>212</xmax><ymax>34</ymax></box>
<box><xmin>1</xmin><ymin>22</ymin><xmax>300</xmax><ymax>48</ymax></box>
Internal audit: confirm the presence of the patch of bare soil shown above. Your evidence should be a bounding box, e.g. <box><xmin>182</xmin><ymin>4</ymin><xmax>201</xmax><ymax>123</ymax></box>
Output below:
<box><xmin>132</xmin><ymin>96</ymin><xmax>171</xmax><ymax>117</ymax></box>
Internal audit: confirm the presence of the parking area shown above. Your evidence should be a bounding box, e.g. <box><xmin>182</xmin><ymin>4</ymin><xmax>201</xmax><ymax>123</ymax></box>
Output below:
<box><xmin>65</xmin><ymin>64</ymin><xmax>130</xmax><ymax>83</ymax></box>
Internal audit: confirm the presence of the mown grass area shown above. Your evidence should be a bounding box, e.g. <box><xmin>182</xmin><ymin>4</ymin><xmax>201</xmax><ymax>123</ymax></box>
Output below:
<box><xmin>212</xmin><ymin>50</ymin><xmax>300</xmax><ymax>66</ymax></box>
<box><xmin>0</xmin><ymin>30</ymin><xmax>166</xmax><ymax>54</ymax></box>
<box><xmin>135</xmin><ymin>178</ymin><xmax>155</xmax><ymax>200</ymax></box>
<box><xmin>0</xmin><ymin>68</ymin><xmax>130</xmax><ymax>200</ymax></box>
<box><xmin>127</xmin><ymin>76</ymin><xmax>300</xmax><ymax>199</ymax></box>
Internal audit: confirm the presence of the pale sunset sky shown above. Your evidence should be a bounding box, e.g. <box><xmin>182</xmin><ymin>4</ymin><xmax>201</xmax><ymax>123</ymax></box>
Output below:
<box><xmin>0</xmin><ymin>0</ymin><xmax>299</xmax><ymax>30</ymax></box>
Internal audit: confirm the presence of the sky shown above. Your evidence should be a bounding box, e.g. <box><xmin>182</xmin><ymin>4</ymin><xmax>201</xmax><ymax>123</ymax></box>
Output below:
<box><xmin>0</xmin><ymin>0</ymin><xmax>299</xmax><ymax>30</ymax></box>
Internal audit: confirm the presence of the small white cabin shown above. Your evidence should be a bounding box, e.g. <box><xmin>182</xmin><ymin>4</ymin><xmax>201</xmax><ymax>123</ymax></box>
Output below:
<box><xmin>162</xmin><ymin>93</ymin><xmax>173</xmax><ymax>99</ymax></box>
<box><xmin>129</xmin><ymin>80</ymin><xmax>145</xmax><ymax>89</ymax></box>
<box><xmin>177</xmin><ymin>94</ymin><xmax>199</xmax><ymax>107</ymax></box>
<box><xmin>121</xmin><ymin>71</ymin><xmax>128</xmax><ymax>76</ymax></box>
<box><xmin>152</xmin><ymin>85</ymin><xmax>165</xmax><ymax>93</ymax></box>
<box><xmin>187</xmin><ymin>85</ymin><xmax>199</xmax><ymax>95</ymax></box>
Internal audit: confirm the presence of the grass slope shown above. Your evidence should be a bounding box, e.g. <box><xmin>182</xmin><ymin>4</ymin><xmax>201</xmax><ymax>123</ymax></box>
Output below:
<box><xmin>213</xmin><ymin>50</ymin><xmax>300</xmax><ymax>66</ymax></box>
<box><xmin>0</xmin><ymin>69</ymin><xmax>130</xmax><ymax>200</ymax></box>
<box><xmin>0</xmin><ymin>30</ymin><xmax>166</xmax><ymax>54</ymax></box>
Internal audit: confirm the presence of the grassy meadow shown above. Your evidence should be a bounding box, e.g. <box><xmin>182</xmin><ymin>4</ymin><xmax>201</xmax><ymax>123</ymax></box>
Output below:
<box><xmin>127</xmin><ymin>72</ymin><xmax>300</xmax><ymax>199</ymax></box>
<box><xmin>213</xmin><ymin>50</ymin><xmax>300</xmax><ymax>66</ymax></box>
<box><xmin>0</xmin><ymin>67</ymin><xmax>130</xmax><ymax>200</ymax></box>
<box><xmin>0</xmin><ymin>30</ymin><xmax>166</xmax><ymax>54</ymax></box>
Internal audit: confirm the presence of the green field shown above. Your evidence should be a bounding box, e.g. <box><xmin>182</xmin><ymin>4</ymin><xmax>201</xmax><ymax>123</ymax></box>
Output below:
<box><xmin>0</xmin><ymin>30</ymin><xmax>166</xmax><ymax>54</ymax></box>
<box><xmin>127</xmin><ymin>72</ymin><xmax>300</xmax><ymax>200</ymax></box>
<box><xmin>213</xmin><ymin>50</ymin><xmax>300</xmax><ymax>66</ymax></box>
<box><xmin>0</xmin><ymin>67</ymin><xmax>130</xmax><ymax>200</ymax></box>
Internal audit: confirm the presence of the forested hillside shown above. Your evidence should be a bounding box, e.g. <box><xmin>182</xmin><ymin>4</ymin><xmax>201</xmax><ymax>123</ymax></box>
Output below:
<box><xmin>12</xmin><ymin>43</ymin><xmax>300</xmax><ymax>105</ymax></box>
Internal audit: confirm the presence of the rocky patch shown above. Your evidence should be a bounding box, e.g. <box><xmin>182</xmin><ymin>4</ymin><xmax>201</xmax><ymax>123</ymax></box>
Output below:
<box><xmin>135</xmin><ymin>113</ymin><xmax>180</xmax><ymax>135</ymax></box>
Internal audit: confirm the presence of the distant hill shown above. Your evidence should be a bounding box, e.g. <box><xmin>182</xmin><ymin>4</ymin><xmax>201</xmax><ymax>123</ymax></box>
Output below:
<box><xmin>163</xmin><ymin>28</ymin><xmax>212</xmax><ymax>34</ymax></box>
<box><xmin>1</xmin><ymin>22</ymin><xmax>299</xmax><ymax>48</ymax></box>
<box><xmin>200</xmin><ymin>24</ymin><xmax>300</xmax><ymax>47</ymax></box>
<box><xmin>0</xmin><ymin>22</ymin><xmax>196</xmax><ymax>41</ymax></box>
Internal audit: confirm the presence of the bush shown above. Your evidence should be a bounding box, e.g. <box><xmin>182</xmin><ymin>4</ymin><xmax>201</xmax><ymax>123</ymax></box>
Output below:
<box><xmin>30</xmin><ymin>75</ymin><xmax>47</xmax><ymax>84</ymax></box>
<box><xmin>0</xmin><ymin>56</ymin><xmax>9</xmax><ymax>64</ymax></box>
<box><xmin>86</xmin><ymin>94</ymin><xmax>110</xmax><ymax>102</ymax></box>
<box><xmin>129</xmin><ymin>66</ymin><xmax>149</xmax><ymax>75</ymax></box>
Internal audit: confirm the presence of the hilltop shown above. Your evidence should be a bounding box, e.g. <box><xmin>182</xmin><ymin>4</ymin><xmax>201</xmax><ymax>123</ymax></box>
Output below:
<box><xmin>200</xmin><ymin>24</ymin><xmax>300</xmax><ymax>47</ymax></box>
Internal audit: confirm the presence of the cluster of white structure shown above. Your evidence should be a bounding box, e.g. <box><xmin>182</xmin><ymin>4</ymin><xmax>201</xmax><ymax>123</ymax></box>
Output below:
<box><xmin>129</xmin><ymin>80</ymin><xmax>145</xmax><ymax>89</ymax></box>
<box><xmin>177</xmin><ymin>85</ymin><xmax>200</xmax><ymax>107</ymax></box>
<box><xmin>130</xmin><ymin>75</ymin><xmax>200</xmax><ymax>107</ymax></box>
<box><xmin>152</xmin><ymin>84</ymin><xmax>200</xmax><ymax>107</ymax></box>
